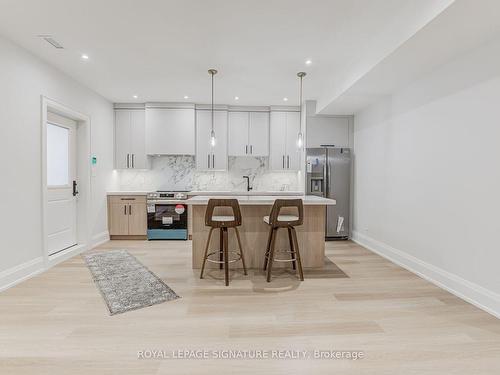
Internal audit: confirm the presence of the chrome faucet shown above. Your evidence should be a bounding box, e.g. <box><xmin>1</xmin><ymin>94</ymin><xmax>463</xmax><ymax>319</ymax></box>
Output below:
<box><xmin>243</xmin><ymin>176</ymin><xmax>253</xmax><ymax>192</ymax></box>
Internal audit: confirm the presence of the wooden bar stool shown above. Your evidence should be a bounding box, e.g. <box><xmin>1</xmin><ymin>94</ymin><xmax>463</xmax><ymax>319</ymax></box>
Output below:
<box><xmin>200</xmin><ymin>199</ymin><xmax>247</xmax><ymax>286</ymax></box>
<box><xmin>263</xmin><ymin>199</ymin><xmax>304</xmax><ymax>282</ymax></box>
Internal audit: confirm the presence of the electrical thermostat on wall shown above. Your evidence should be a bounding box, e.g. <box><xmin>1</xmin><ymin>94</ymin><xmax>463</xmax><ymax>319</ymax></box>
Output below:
<box><xmin>91</xmin><ymin>156</ymin><xmax>97</xmax><ymax>177</ymax></box>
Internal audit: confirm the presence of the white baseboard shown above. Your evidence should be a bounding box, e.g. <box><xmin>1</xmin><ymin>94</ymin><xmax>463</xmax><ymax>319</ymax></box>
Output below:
<box><xmin>47</xmin><ymin>244</ymin><xmax>87</xmax><ymax>268</ymax></box>
<box><xmin>91</xmin><ymin>230</ymin><xmax>110</xmax><ymax>248</ymax></box>
<box><xmin>352</xmin><ymin>231</ymin><xmax>500</xmax><ymax>319</ymax></box>
<box><xmin>0</xmin><ymin>231</ymin><xmax>110</xmax><ymax>293</ymax></box>
<box><xmin>0</xmin><ymin>257</ymin><xmax>44</xmax><ymax>293</ymax></box>
<box><xmin>48</xmin><ymin>230</ymin><xmax>109</xmax><ymax>268</ymax></box>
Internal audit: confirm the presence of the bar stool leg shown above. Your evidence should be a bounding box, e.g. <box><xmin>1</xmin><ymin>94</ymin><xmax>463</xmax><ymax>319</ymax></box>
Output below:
<box><xmin>219</xmin><ymin>228</ymin><xmax>223</xmax><ymax>270</ymax></box>
<box><xmin>266</xmin><ymin>228</ymin><xmax>278</xmax><ymax>282</ymax></box>
<box><xmin>291</xmin><ymin>227</ymin><xmax>304</xmax><ymax>281</ymax></box>
<box><xmin>263</xmin><ymin>226</ymin><xmax>274</xmax><ymax>271</ymax></box>
<box><xmin>287</xmin><ymin>227</ymin><xmax>297</xmax><ymax>270</ymax></box>
<box><xmin>234</xmin><ymin>227</ymin><xmax>247</xmax><ymax>275</ymax></box>
<box><xmin>200</xmin><ymin>228</ymin><xmax>214</xmax><ymax>279</ymax></box>
<box><xmin>223</xmin><ymin>228</ymin><xmax>229</xmax><ymax>286</ymax></box>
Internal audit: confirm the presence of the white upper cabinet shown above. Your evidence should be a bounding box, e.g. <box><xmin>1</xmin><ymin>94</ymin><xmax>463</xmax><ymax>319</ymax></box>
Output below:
<box><xmin>115</xmin><ymin>109</ymin><xmax>148</xmax><ymax>169</ymax></box>
<box><xmin>130</xmin><ymin>110</ymin><xmax>147</xmax><ymax>168</ymax></box>
<box><xmin>306</xmin><ymin>116</ymin><xmax>349</xmax><ymax>148</ymax></box>
<box><xmin>285</xmin><ymin>111</ymin><xmax>300</xmax><ymax>170</ymax></box>
<box><xmin>228</xmin><ymin>111</ymin><xmax>269</xmax><ymax>156</ymax></box>
<box><xmin>270</xmin><ymin>111</ymin><xmax>300</xmax><ymax>171</ymax></box>
<box><xmin>228</xmin><ymin>112</ymin><xmax>248</xmax><ymax>156</ymax></box>
<box><xmin>248</xmin><ymin>112</ymin><xmax>270</xmax><ymax>156</ymax></box>
<box><xmin>196</xmin><ymin>110</ymin><xmax>228</xmax><ymax>170</ymax></box>
<box><xmin>145</xmin><ymin>106</ymin><xmax>195</xmax><ymax>155</ymax></box>
<box><xmin>115</xmin><ymin>110</ymin><xmax>131</xmax><ymax>169</ymax></box>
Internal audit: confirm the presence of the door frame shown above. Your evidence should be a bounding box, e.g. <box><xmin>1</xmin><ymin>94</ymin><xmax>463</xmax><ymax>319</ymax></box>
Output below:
<box><xmin>41</xmin><ymin>96</ymin><xmax>91</xmax><ymax>268</ymax></box>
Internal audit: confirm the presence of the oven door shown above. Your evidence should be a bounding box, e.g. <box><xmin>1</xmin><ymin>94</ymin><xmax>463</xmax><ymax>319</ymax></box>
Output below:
<box><xmin>148</xmin><ymin>203</ymin><xmax>187</xmax><ymax>229</ymax></box>
<box><xmin>147</xmin><ymin>203</ymin><xmax>188</xmax><ymax>239</ymax></box>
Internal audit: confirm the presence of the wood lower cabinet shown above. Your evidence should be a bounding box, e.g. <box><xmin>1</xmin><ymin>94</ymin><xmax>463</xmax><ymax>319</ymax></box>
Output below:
<box><xmin>108</xmin><ymin>195</ymin><xmax>147</xmax><ymax>239</ymax></box>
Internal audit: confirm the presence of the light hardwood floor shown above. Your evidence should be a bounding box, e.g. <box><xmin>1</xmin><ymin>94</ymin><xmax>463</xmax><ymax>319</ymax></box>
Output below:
<box><xmin>1</xmin><ymin>240</ymin><xmax>499</xmax><ymax>374</ymax></box>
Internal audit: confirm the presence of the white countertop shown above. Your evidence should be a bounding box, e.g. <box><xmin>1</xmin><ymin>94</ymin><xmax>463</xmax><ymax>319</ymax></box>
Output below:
<box><xmin>188</xmin><ymin>191</ymin><xmax>305</xmax><ymax>196</ymax></box>
<box><xmin>107</xmin><ymin>191</ymin><xmax>149</xmax><ymax>196</ymax></box>
<box><xmin>107</xmin><ymin>190</ymin><xmax>305</xmax><ymax>196</ymax></box>
<box><xmin>186</xmin><ymin>195</ymin><xmax>336</xmax><ymax>206</ymax></box>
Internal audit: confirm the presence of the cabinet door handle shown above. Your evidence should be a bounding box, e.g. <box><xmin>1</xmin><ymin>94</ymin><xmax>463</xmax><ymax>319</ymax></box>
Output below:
<box><xmin>131</xmin><ymin>154</ymin><xmax>135</xmax><ymax>168</ymax></box>
<box><xmin>282</xmin><ymin>155</ymin><xmax>285</xmax><ymax>169</ymax></box>
<box><xmin>126</xmin><ymin>154</ymin><xmax>130</xmax><ymax>168</ymax></box>
<box><xmin>287</xmin><ymin>155</ymin><xmax>290</xmax><ymax>169</ymax></box>
<box><xmin>212</xmin><ymin>154</ymin><xmax>215</xmax><ymax>168</ymax></box>
<box><xmin>124</xmin><ymin>205</ymin><xmax>127</xmax><ymax>215</ymax></box>
<box><xmin>245</xmin><ymin>145</ymin><xmax>248</xmax><ymax>154</ymax></box>
<box><xmin>250</xmin><ymin>145</ymin><xmax>253</xmax><ymax>154</ymax></box>
<box><xmin>207</xmin><ymin>154</ymin><xmax>210</xmax><ymax>168</ymax></box>
<box><xmin>129</xmin><ymin>204</ymin><xmax>132</xmax><ymax>215</ymax></box>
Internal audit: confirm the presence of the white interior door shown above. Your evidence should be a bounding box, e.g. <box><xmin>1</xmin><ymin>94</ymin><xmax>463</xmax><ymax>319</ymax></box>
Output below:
<box><xmin>46</xmin><ymin>113</ymin><xmax>78</xmax><ymax>255</ymax></box>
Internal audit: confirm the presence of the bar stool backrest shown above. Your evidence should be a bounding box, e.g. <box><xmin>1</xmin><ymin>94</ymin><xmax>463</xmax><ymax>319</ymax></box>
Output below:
<box><xmin>205</xmin><ymin>199</ymin><xmax>242</xmax><ymax>227</ymax></box>
<box><xmin>268</xmin><ymin>199</ymin><xmax>303</xmax><ymax>227</ymax></box>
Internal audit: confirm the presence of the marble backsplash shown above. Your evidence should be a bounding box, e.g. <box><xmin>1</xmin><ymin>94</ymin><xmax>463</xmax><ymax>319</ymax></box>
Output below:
<box><xmin>117</xmin><ymin>156</ymin><xmax>301</xmax><ymax>192</ymax></box>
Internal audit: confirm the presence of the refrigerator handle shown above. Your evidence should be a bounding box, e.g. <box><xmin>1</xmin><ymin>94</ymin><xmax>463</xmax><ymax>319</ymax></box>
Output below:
<box><xmin>324</xmin><ymin>152</ymin><xmax>329</xmax><ymax>197</ymax></box>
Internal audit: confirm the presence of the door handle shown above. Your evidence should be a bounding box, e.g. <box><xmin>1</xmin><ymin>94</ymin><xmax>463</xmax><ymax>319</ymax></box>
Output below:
<box><xmin>126</xmin><ymin>154</ymin><xmax>129</xmax><ymax>168</ymax></box>
<box><xmin>72</xmin><ymin>180</ymin><xmax>79</xmax><ymax>196</ymax></box>
<box><xmin>282</xmin><ymin>155</ymin><xmax>285</xmax><ymax>169</ymax></box>
<box><xmin>245</xmin><ymin>145</ymin><xmax>248</xmax><ymax>154</ymax></box>
<box><xmin>129</xmin><ymin>204</ymin><xmax>132</xmax><ymax>215</ymax></box>
<box><xmin>131</xmin><ymin>154</ymin><xmax>135</xmax><ymax>168</ymax></box>
<box><xmin>287</xmin><ymin>155</ymin><xmax>290</xmax><ymax>169</ymax></box>
<box><xmin>124</xmin><ymin>205</ymin><xmax>127</xmax><ymax>215</ymax></box>
<box><xmin>250</xmin><ymin>145</ymin><xmax>253</xmax><ymax>154</ymax></box>
<box><xmin>212</xmin><ymin>154</ymin><xmax>215</xmax><ymax>168</ymax></box>
<box><xmin>207</xmin><ymin>154</ymin><xmax>210</xmax><ymax>169</ymax></box>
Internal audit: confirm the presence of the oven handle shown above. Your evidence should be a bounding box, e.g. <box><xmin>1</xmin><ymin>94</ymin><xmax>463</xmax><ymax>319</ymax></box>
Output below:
<box><xmin>147</xmin><ymin>200</ymin><xmax>188</xmax><ymax>204</ymax></box>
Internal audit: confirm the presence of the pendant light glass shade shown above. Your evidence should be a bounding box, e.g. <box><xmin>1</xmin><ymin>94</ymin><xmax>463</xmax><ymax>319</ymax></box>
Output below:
<box><xmin>210</xmin><ymin>129</ymin><xmax>216</xmax><ymax>147</ymax></box>
<box><xmin>296</xmin><ymin>131</ymin><xmax>304</xmax><ymax>148</ymax></box>
<box><xmin>296</xmin><ymin>72</ymin><xmax>306</xmax><ymax>149</ymax></box>
<box><xmin>208</xmin><ymin>69</ymin><xmax>217</xmax><ymax>147</ymax></box>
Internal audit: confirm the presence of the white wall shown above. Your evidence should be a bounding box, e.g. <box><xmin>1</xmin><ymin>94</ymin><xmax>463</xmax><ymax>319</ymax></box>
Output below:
<box><xmin>352</xmin><ymin>35</ymin><xmax>500</xmax><ymax>317</ymax></box>
<box><xmin>0</xmin><ymin>35</ymin><xmax>116</xmax><ymax>288</ymax></box>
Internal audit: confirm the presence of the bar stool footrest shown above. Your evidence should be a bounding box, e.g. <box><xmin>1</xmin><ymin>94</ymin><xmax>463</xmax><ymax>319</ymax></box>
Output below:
<box><xmin>206</xmin><ymin>250</ymin><xmax>242</xmax><ymax>264</ymax></box>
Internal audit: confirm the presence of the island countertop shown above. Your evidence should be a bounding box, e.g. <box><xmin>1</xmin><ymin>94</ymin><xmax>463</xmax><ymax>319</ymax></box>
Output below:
<box><xmin>185</xmin><ymin>195</ymin><xmax>336</xmax><ymax>206</ymax></box>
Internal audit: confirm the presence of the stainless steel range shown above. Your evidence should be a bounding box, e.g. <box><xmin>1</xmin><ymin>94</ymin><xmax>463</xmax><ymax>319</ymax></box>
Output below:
<box><xmin>146</xmin><ymin>191</ymin><xmax>189</xmax><ymax>240</ymax></box>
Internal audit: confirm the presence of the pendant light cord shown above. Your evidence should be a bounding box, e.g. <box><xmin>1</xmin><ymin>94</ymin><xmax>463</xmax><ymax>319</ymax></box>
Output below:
<box><xmin>297</xmin><ymin>72</ymin><xmax>306</xmax><ymax>136</ymax></box>
<box><xmin>299</xmin><ymin>74</ymin><xmax>303</xmax><ymax>133</ymax></box>
<box><xmin>211</xmin><ymin>71</ymin><xmax>214</xmax><ymax>134</ymax></box>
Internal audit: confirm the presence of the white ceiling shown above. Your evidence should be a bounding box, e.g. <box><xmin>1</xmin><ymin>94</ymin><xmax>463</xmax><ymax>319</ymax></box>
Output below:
<box><xmin>317</xmin><ymin>0</ymin><xmax>500</xmax><ymax>114</ymax></box>
<box><xmin>0</xmin><ymin>0</ymin><xmax>453</xmax><ymax>107</ymax></box>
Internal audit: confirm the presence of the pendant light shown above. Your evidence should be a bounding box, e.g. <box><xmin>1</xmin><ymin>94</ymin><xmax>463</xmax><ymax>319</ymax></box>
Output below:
<box><xmin>208</xmin><ymin>68</ymin><xmax>218</xmax><ymax>147</ymax></box>
<box><xmin>296</xmin><ymin>71</ymin><xmax>306</xmax><ymax>149</ymax></box>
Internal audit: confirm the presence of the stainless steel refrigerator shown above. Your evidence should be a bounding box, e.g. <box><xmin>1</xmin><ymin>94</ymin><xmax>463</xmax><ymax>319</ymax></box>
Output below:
<box><xmin>306</xmin><ymin>147</ymin><xmax>351</xmax><ymax>239</ymax></box>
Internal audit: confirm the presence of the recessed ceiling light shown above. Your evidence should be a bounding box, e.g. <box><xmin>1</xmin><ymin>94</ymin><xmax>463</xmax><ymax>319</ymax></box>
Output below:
<box><xmin>133</xmin><ymin>95</ymin><xmax>138</xmax><ymax>99</ymax></box>
<box><xmin>234</xmin><ymin>96</ymin><xmax>239</xmax><ymax>101</ymax></box>
<box><xmin>283</xmin><ymin>97</ymin><xmax>289</xmax><ymax>102</ymax></box>
<box><xmin>184</xmin><ymin>95</ymin><xmax>189</xmax><ymax>99</ymax></box>
<box><xmin>305</xmin><ymin>59</ymin><xmax>312</xmax><ymax>65</ymax></box>
<box><xmin>81</xmin><ymin>54</ymin><xmax>89</xmax><ymax>60</ymax></box>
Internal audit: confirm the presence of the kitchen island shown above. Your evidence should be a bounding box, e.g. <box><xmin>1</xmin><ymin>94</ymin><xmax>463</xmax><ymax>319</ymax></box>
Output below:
<box><xmin>186</xmin><ymin>195</ymin><xmax>336</xmax><ymax>269</ymax></box>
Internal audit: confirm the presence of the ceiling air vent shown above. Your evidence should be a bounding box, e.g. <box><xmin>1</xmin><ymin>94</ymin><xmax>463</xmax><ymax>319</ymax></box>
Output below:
<box><xmin>38</xmin><ymin>35</ymin><xmax>64</xmax><ymax>49</ymax></box>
